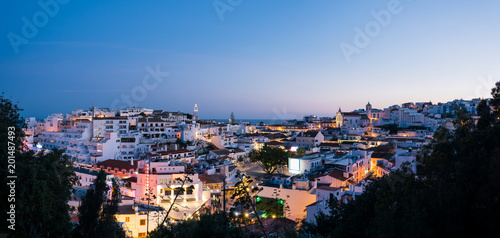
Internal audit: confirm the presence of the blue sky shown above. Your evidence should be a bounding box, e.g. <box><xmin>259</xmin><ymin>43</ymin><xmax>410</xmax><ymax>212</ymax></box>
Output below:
<box><xmin>1</xmin><ymin>0</ymin><xmax>500</xmax><ymax>119</ymax></box>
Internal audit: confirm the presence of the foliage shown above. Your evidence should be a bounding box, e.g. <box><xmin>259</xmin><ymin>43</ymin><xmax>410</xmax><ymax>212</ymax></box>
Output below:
<box><xmin>73</xmin><ymin>170</ymin><xmax>125</xmax><ymax>238</ymax></box>
<box><xmin>249</xmin><ymin>146</ymin><xmax>289</xmax><ymax>176</ymax></box>
<box><xmin>231</xmin><ymin>172</ymin><xmax>268</xmax><ymax>238</ymax></box>
<box><xmin>378</xmin><ymin>123</ymin><xmax>399</xmax><ymax>134</ymax></box>
<box><xmin>0</xmin><ymin>93</ymin><xmax>25</xmax><ymax>235</ymax></box>
<box><xmin>477</xmin><ymin>99</ymin><xmax>492</xmax><ymax>130</ymax></box>
<box><xmin>12</xmin><ymin>150</ymin><xmax>78</xmax><ymax>237</ymax></box>
<box><xmin>150</xmin><ymin>212</ymin><xmax>244</xmax><ymax>238</ymax></box>
<box><xmin>406</xmin><ymin>125</ymin><xmax>430</xmax><ymax>130</ymax></box>
<box><xmin>491</xmin><ymin>81</ymin><xmax>500</xmax><ymax>112</ymax></box>
<box><xmin>154</xmin><ymin>169</ymin><xmax>195</xmax><ymax>232</ymax></box>
<box><xmin>296</xmin><ymin>148</ymin><xmax>306</xmax><ymax>156</ymax></box>
<box><xmin>1</xmin><ymin>94</ymin><xmax>82</xmax><ymax>237</ymax></box>
<box><xmin>255</xmin><ymin>197</ymin><xmax>284</xmax><ymax>219</ymax></box>
<box><xmin>298</xmin><ymin>105</ymin><xmax>500</xmax><ymax>238</ymax></box>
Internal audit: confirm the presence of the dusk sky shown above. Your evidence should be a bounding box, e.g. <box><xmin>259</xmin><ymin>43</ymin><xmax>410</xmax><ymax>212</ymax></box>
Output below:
<box><xmin>1</xmin><ymin>0</ymin><xmax>499</xmax><ymax>120</ymax></box>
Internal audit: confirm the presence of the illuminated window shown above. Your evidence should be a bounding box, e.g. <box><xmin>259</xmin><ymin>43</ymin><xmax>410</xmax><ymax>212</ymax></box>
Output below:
<box><xmin>140</xmin><ymin>219</ymin><xmax>146</xmax><ymax>226</ymax></box>
<box><xmin>125</xmin><ymin>217</ymin><xmax>130</xmax><ymax>222</ymax></box>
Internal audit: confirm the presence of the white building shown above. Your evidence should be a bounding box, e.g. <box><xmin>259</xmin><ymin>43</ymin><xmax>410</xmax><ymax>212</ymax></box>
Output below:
<box><xmin>211</xmin><ymin>135</ymin><xmax>235</xmax><ymax>149</ymax></box>
<box><xmin>132</xmin><ymin>161</ymin><xmax>207</xmax><ymax>209</ymax></box>
<box><xmin>288</xmin><ymin>154</ymin><xmax>323</xmax><ymax>176</ymax></box>
<box><xmin>74</xmin><ymin>167</ymin><xmax>114</xmax><ymax>186</ymax></box>
<box><xmin>92</xmin><ymin>116</ymin><xmax>129</xmax><ymax>138</ymax></box>
<box><xmin>257</xmin><ymin>177</ymin><xmax>316</xmax><ymax>221</ymax></box>
<box><xmin>115</xmin><ymin>197</ymin><xmax>166</xmax><ymax>238</ymax></box>
<box><xmin>294</xmin><ymin>131</ymin><xmax>324</xmax><ymax>149</ymax></box>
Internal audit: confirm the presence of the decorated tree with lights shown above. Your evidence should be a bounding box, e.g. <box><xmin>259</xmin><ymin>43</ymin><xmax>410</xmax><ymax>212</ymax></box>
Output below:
<box><xmin>231</xmin><ymin>172</ymin><xmax>268</xmax><ymax>238</ymax></box>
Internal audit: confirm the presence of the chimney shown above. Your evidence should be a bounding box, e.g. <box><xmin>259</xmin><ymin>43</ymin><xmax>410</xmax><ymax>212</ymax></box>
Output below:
<box><xmin>292</xmin><ymin>183</ymin><xmax>296</xmax><ymax>190</ymax></box>
<box><xmin>279</xmin><ymin>182</ymin><xmax>283</xmax><ymax>189</ymax></box>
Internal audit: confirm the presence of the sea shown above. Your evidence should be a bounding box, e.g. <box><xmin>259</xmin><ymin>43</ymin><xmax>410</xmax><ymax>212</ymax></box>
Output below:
<box><xmin>201</xmin><ymin>119</ymin><xmax>288</xmax><ymax>125</ymax></box>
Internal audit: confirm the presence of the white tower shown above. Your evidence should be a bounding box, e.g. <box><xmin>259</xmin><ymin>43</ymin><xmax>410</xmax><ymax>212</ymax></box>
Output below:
<box><xmin>366</xmin><ymin>102</ymin><xmax>373</xmax><ymax>121</ymax></box>
<box><xmin>194</xmin><ymin>104</ymin><xmax>199</xmax><ymax>120</ymax></box>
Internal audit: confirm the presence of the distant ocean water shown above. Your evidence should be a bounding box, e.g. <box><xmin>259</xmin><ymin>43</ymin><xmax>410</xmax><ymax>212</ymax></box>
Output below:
<box><xmin>201</xmin><ymin>119</ymin><xmax>288</xmax><ymax>125</ymax></box>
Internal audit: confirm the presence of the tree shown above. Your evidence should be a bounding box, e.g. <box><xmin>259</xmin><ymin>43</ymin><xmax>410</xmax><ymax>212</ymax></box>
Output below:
<box><xmin>1</xmin><ymin>94</ymin><xmax>81</xmax><ymax>237</ymax></box>
<box><xmin>477</xmin><ymin>99</ymin><xmax>492</xmax><ymax>130</ymax></box>
<box><xmin>231</xmin><ymin>172</ymin><xmax>268</xmax><ymax>238</ymax></box>
<box><xmin>299</xmin><ymin>198</ymin><xmax>342</xmax><ymax>237</ymax></box>
<box><xmin>0</xmin><ymin>93</ymin><xmax>25</xmax><ymax>234</ymax></box>
<box><xmin>297</xmin><ymin>82</ymin><xmax>500</xmax><ymax>237</ymax></box>
<box><xmin>73</xmin><ymin>170</ymin><xmax>125</xmax><ymax>238</ymax></box>
<box><xmin>96</xmin><ymin>178</ymin><xmax>126</xmax><ymax>238</ymax></box>
<box><xmin>150</xmin><ymin>168</ymin><xmax>195</xmax><ymax>235</ymax></box>
<box><xmin>249</xmin><ymin>146</ymin><xmax>289</xmax><ymax>177</ymax></box>
<box><xmin>491</xmin><ymin>81</ymin><xmax>500</xmax><ymax>113</ymax></box>
<box><xmin>150</xmin><ymin>211</ymin><xmax>244</xmax><ymax>238</ymax></box>
<box><xmin>298</xmin><ymin>116</ymin><xmax>500</xmax><ymax>237</ymax></box>
<box><xmin>15</xmin><ymin>150</ymin><xmax>79</xmax><ymax>237</ymax></box>
<box><xmin>296</xmin><ymin>148</ymin><xmax>306</xmax><ymax>157</ymax></box>
<box><xmin>379</xmin><ymin>123</ymin><xmax>399</xmax><ymax>134</ymax></box>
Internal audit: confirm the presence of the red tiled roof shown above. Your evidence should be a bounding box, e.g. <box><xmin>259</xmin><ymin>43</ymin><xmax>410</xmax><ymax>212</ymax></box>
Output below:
<box><xmin>122</xmin><ymin>177</ymin><xmax>137</xmax><ymax>183</ymax></box>
<box><xmin>328</xmin><ymin>169</ymin><xmax>349</xmax><ymax>181</ymax></box>
<box><xmin>96</xmin><ymin>159</ymin><xmax>138</xmax><ymax>171</ymax></box>
<box><xmin>317</xmin><ymin>186</ymin><xmax>341</xmax><ymax>192</ymax></box>
<box><xmin>199</xmin><ymin>174</ymin><xmax>225</xmax><ymax>184</ymax></box>
<box><xmin>210</xmin><ymin>149</ymin><xmax>231</xmax><ymax>156</ymax></box>
<box><xmin>70</xmin><ymin>215</ymin><xmax>79</xmax><ymax>223</ymax></box>
<box><xmin>217</xmin><ymin>155</ymin><xmax>232</xmax><ymax>160</ymax></box>
<box><xmin>116</xmin><ymin>204</ymin><xmax>135</xmax><ymax>215</ymax></box>
<box><xmin>265</xmin><ymin>141</ymin><xmax>284</xmax><ymax>146</ymax></box>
